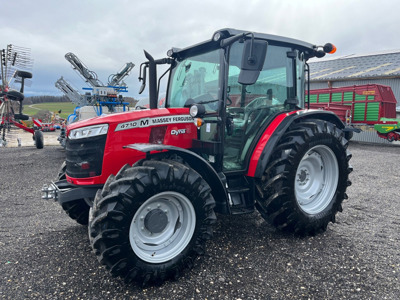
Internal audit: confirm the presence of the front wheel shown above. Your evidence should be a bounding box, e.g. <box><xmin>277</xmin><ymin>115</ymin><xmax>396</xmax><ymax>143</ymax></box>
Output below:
<box><xmin>256</xmin><ymin>119</ymin><xmax>353</xmax><ymax>235</ymax></box>
<box><xmin>89</xmin><ymin>159</ymin><xmax>216</xmax><ymax>284</ymax></box>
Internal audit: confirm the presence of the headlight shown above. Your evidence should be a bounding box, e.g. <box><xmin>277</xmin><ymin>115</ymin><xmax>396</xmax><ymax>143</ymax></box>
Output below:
<box><xmin>69</xmin><ymin>124</ymin><xmax>109</xmax><ymax>140</ymax></box>
<box><xmin>189</xmin><ymin>104</ymin><xmax>206</xmax><ymax>117</ymax></box>
<box><xmin>213</xmin><ymin>32</ymin><xmax>222</xmax><ymax>42</ymax></box>
<box><xmin>189</xmin><ymin>105</ymin><xmax>199</xmax><ymax>117</ymax></box>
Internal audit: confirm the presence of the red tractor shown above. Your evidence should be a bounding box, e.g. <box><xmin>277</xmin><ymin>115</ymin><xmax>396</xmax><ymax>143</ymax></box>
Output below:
<box><xmin>42</xmin><ymin>29</ymin><xmax>353</xmax><ymax>284</ymax></box>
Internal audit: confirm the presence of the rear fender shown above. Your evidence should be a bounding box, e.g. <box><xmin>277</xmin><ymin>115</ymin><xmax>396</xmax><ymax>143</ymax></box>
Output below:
<box><xmin>247</xmin><ymin>110</ymin><xmax>345</xmax><ymax>178</ymax></box>
<box><xmin>124</xmin><ymin>143</ymin><xmax>230</xmax><ymax>214</ymax></box>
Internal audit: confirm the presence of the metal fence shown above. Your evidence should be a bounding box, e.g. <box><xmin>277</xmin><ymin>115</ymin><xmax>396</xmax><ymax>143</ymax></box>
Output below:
<box><xmin>351</xmin><ymin>128</ymin><xmax>400</xmax><ymax>146</ymax></box>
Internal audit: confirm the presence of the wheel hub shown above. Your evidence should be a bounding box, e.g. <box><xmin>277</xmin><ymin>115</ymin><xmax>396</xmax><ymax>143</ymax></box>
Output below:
<box><xmin>297</xmin><ymin>169</ymin><xmax>309</xmax><ymax>186</ymax></box>
<box><xmin>144</xmin><ymin>208</ymin><xmax>168</xmax><ymax>233</ymax></box>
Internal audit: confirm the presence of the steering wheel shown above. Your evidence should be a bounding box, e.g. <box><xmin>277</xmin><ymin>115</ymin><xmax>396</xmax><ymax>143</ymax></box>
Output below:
<box><xmin>227</xmin><ymin>97</ymin><xmax>272</xmax><ymax>136</ymax></box>
<box><xmin>245</xmin><ymin>97</ymin><xmax>270</xmax><ymax>112</ymax></box>
<box><xmin>230</xmin><ymin>96</ymin><xmax>270</xmax><ymax>117</ymax></box>
<box><xmin>242</xmin><ymin>97</ymin><xmax>272</xmax><ymax>135</ymax></box>
<box><xmin>227</xmin><ymin>106</ymin><xmax>245</xmax><ymax>114</ymax></box>
<box><xmin>244</xmin><ymin>97</ymin><xmax>273</xmax><ymax>136</ymax></box>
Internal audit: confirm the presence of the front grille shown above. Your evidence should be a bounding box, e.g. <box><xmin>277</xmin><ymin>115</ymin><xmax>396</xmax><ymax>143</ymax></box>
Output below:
<box><xmin>65</xmin><ymin>135</ymin><xmax>107</xmax><ymax>178</ymax></box>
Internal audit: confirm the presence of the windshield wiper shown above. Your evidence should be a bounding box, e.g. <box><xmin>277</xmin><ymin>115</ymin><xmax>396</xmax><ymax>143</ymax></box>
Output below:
<box><xmin>197</xmin><ymin>99</ymin><xmax>219</xmax><ymax>104</ymax></box>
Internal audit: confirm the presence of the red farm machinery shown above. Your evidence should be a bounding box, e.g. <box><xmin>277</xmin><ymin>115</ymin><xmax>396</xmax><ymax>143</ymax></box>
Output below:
<box><xmin>42</xmin><ymin>29</ymin><xmax>353</xmax><ymax>285</ymax></box>
<box><xmin>0</xmin><ymin>44</ymin><xmax>44</xmax><ymax>148</ymax></box>
<box><xmin>308</xmin><ymin>84</ymin><xmax>400</xmax><ymax>142</ymax></box>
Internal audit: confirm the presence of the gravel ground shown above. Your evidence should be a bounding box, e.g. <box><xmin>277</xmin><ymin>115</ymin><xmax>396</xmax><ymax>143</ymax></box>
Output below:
<box><xmin>0</xmin><ymin>142</ymin><xmax>399</xmax><ymax>299</ymax></box>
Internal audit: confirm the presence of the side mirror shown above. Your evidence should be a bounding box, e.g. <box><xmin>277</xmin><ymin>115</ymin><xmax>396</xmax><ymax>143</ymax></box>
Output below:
<box><xmin>138</xmin><ymin>64</ymin><xmax>147</xmax><ymax>94</ymax></box>
<box><xmin>238</xmin><ymin>39</ymin><xmax>268</xmax><ymax>85</ymax></box>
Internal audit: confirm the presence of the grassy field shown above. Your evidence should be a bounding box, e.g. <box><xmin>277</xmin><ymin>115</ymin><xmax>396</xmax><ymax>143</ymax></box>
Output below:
<box><xmin>23</xmin><ymin>102</ymin><xmax>76</xmax><ymax>119</ymax></box>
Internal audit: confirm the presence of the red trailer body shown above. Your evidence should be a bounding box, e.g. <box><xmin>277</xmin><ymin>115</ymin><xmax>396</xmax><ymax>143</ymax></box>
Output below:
<box><xmin>307</xmin><ymin>84</ymin><xmax>397</xmax><ymax>125</ymax></box>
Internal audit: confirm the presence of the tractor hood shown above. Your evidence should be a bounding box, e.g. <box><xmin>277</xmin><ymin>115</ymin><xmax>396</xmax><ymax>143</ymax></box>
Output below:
<box><xmin>66</xmin><ymin>108</ymin><xmax>192</xmax><ymax>135</ymax></box>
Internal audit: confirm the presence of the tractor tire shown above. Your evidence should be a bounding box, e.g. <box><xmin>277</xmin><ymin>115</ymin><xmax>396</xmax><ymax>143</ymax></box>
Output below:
<box><xmin>89</xmin><ymin>159</ymin><xmax>216</xmax><ymax>285</ymax></box>
<box><xmin>6</xmin><ymin>89</ymin><xmax>24</xmax><ymax>101</ymax></box>
<box><xmin>34</xmin><ymin>130</ymin><xmax>44</xmax><ymax>149</ymax></box>
<box><xmin>57</xmin><ymin>162</ymin><xmax>90</xmax><ymax>226</ymax></box>
<box><xmin>255</xmin><ymin>119</ymin><xmax>352</xmax><ymax>235</ymax></box>
<box><xmin>61</xmin><ymin>200</ymin><xmax>90</xmax><ymax>225</ymax></box>
<box><xmin>14</xmin><ymin>113</ymin><xmax>29</xmax><ymax>121</ymax></box>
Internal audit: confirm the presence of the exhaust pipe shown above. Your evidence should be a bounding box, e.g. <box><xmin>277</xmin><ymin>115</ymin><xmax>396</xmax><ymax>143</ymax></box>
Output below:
<box><xmin>144</xmin><ymin>50</ymin><xmax>158</xmax><ymax>109</ymax></box>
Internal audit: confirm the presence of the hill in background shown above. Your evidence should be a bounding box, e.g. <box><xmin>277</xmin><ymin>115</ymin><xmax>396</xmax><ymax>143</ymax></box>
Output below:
<box><xmin>22</xmin><ymin>96</ymin><xmax>138</xmax><ymax>122</ymax></box>
<box><xmin>25</xmin><ymin>96</ymin><xmax>138</xmax><ymax>106</ymax></box>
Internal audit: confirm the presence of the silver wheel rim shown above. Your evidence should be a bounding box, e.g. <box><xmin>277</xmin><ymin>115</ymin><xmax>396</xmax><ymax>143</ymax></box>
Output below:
<box><xmin>129</xmin><ymin>191</ymin><xmax>196</xmax><ymax>263</ymax></box>
<box><xmin>295</xmin><ymin>145</ymin><xmax>339</xmax><ymax>214</ymax></box>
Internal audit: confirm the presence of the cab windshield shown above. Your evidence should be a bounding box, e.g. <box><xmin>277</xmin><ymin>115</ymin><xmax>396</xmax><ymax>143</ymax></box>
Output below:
<box><xmin>167</xmin><ymin>49</ymin><xmax>221</xmax><ymax>113</ymax></box>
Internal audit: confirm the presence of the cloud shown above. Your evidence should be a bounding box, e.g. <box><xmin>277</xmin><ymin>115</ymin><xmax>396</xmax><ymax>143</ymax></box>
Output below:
<box><xmin>1</xmin><ymin>0</ymin><xmax>400</xmax><ymax>98</ymax></box>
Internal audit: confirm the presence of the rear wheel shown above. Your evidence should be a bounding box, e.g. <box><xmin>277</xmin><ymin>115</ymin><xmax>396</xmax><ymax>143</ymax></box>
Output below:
<box><xmin>89</xmin><ymin>159</ymin><xmax>216</xmax><ymax>284</ymax></box>
<box><xmin>256</xmin><ymin>119</ymin><xmax>352</xmax><ymax>235</ymax></box>
<box><xmin>34</xmin><ymin>130</ymin><xmax>44</xmax><ymax>149</ymax></box>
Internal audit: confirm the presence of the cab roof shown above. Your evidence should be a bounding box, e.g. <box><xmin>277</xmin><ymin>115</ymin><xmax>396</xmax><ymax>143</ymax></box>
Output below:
<box><xmin>170</xmin><ymin>28</ymin><xmax>318</xmax><ymax>60</ymax></box>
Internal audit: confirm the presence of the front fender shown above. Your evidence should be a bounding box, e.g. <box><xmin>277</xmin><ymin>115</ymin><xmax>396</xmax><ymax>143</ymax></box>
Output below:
<box><xmin>124</xmin><ymin>143</ymin><xmax>230</xmax><ymax>214</ymax></box>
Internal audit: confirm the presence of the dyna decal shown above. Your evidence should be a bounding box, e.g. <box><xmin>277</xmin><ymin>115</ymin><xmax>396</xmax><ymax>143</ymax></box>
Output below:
<box><xmin>171</xmin><ymin>129</ymin><xmax>187</xmax><ymax>135</ymax></box>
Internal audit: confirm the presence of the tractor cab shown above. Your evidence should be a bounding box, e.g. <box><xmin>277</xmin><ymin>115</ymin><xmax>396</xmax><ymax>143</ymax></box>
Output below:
<box><xmin>157</xmin><ymin>29</ymin><xmax>320</xmax><ymax>172</ymax></box>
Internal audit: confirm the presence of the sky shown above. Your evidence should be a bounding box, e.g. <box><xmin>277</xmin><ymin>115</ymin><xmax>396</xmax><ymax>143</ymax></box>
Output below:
<box><xmin>1</xmin><ymin>0</ymin><xmax>400</xmax><ymax>99</ymax></box>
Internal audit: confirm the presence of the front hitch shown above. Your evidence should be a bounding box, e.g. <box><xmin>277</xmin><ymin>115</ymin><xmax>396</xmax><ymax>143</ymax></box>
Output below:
<box><xmin>41</xmin><ymin>179</ymin><xmax>100</xmax><ymax>205</ymax></box>
<box><xmin>41</xmin><ymin>182</ymin><xmax>58</xmax><ymax>201</ymax></box>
